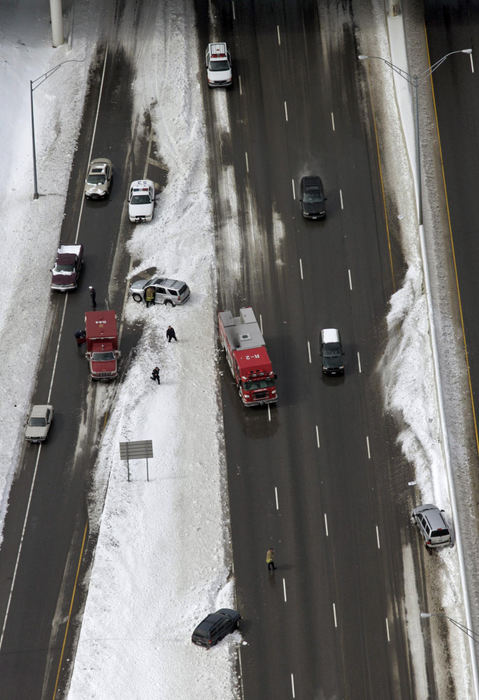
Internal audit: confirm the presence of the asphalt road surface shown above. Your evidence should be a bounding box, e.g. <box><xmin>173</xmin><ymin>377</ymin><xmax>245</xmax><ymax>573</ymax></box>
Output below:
<box><xmin>196</xmin><ymin>0</ymin><xmax>428</xmax><ymax>697</ymax></box>
<box><xmin>0</xmin><ymin>42</ymin><xmax>153</xmax><ymax>699</ymax></box>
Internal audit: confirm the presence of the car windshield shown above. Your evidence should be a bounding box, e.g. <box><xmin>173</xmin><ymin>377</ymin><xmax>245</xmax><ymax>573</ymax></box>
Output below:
<box><xmin>55</xmin><ymin>263</ymin><xmax>75</xmax><ymax>272</ymax></box>
<box><xmin>210</xmin><ymin>60</ymin><xmax>229</xmax><ymax>71</ymax></box>
<box><xmin>92</xmin><ymin>351</ymin><xmax>115</xmax><ymax>362</ymax></box>
<box><xmin>304</xmin><ymin>189</ymin><xmax>322</xmax><ymax>203</ymax></box>
<box><xmin>131</xmin><ymin>194</ymin><xmax>151</xmax><ymax>205</ymax></box>
<box><xmin>29</xmin><ymin>417</ymin><xmax>46</xmax><ymax>427</ymax></box>
<box><xmin>323</xmin><ymin>343</ymin><xmax>341</xmax><ymax>357</ymax></box>
<box><xmin>87</xmin><ymin>174</ymin><xmax>105</xmax><ymax>184</ymax></box>
<box><xmin>244</xmin><ymin>377</ymin><xmax>275</xmax><ymax>391</ymax></box>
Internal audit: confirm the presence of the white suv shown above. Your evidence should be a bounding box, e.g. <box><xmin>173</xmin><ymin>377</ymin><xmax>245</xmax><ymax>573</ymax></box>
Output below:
<box><xmin>205</xmin><ymin>42</ymin><xmax>232</xmax><ymax>87</ymax></box>
<box><xmin>128</xmin><ymin>180</ymin><xmax>155</xmax><ymax>223</ymax></box>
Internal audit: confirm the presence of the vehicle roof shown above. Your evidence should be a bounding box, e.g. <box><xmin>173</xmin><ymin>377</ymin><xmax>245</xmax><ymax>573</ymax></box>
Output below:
<box><xmin>219</xmin><ymin>307</ymin><xmax>265</xmax><ymax>351</ymax></box>
<box><xmin>412</xmin><ymin>504</ymin><xmax>446</xmax><ymax>523</ymax></box>
<box><xmin>30</xmin><ymin>404</ymin><xmax>52</xmax><ymax>416</ymax></box>
<box><xmin>58</xmin><ymin>244</ymin><xmax>82</xmax><ymax>257</ymax></box>
<box><xmin>55</xmin><ymin>253</ymin><xmax>77</xmax><ymax>265</ymax></box>
<box><xmin>130</xmin><ymin>179</ymin><xmax>154</xmax><ymax>190</ymax></box>
<box><xmin>85</xmin><ymin>310</ymin><xmax>117</xmax><ymax>337</ymax></box>
<box><xmin>321</xmin><ymin>328</ymin><xmax>340</xmax><ymax>343</ymax></box>
<box><xmin>90</xmin><ymin>157</ymin><xmax>112</xmax><ymax>166</ymax></box>
<box><xmin>208</xmin><ymin>42</ymin><xmax>228</xmax><ymax>57</ymax></box>
<box><xmin>302</xmin><ymin>175</ymin><xmax>323</xmax><ymax>189</ymax></box>
<box><xmin>150</xmin><ymin>277</ymin><xmax>185</xmax><ymax>289</ymax></box>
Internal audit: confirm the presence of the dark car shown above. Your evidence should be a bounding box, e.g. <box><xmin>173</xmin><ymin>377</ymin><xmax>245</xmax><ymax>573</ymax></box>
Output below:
<box><xmin>50</xmin><ymin>244</ymin><xmax>83</xmax><ymax>291</ymax></box>
<box><xmin>300</xmin><ymin>175</ymin><xmax>326</xmax><ymax>219</ymax></box>
<box><xmin>320</xmin><ymin>328</ymin><xmax>344</xmax><ymax>375</ymax></box>
<box><xmin>191</xmin><ymin>608</ymin><xmax>240</xmax><ymax>648</ymax></box>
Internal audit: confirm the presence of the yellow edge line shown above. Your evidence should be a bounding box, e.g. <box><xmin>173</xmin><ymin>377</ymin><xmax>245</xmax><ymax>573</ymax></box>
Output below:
<box><xmin>365</xmin><ymin>64</ymin><xmax>396</xmax><ymax>293</ymax></box>
<box><xmin>425</xmin><ymin>24</ymin><xmax>479</xmax><ymax>454</ymax></box>
<box><xmin>52</xmin><ymin>519</ymin><xmax>89</xmax><ymax>699</ymax></box>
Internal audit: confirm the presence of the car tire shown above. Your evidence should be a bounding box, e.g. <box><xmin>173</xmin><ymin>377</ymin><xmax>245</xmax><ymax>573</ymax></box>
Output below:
<box><xmin>164</xmin><ymin>299</ymin><xmax>173</xmax><ymax>306</ymax></box>
<box><xmin>132</xmin><ymin>294</ymin><xmax>143</xmax><ymax>303</ymax></box>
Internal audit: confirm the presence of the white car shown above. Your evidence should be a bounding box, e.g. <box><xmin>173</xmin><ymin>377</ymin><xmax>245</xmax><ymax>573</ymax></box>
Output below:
<box><xmin>128</xmin><ymin>180</ymin><xmax>155</xmax><ymax>223</ymax></box>
<box><xmin>205</xmin><ymin>42</ymin><xmax>232</xmax><ymax>87</ymax></box>
<box><xmin>25</xmin><ymin>404</ymin><xmax>54</xmax><ymax>443</ymax></box>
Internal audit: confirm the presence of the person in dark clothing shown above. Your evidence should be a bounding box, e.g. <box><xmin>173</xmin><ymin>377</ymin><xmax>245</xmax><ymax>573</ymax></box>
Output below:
<box><xmin>89</xmin><ymin>286</ymin><xmax>96</xmax><ymax>308</ymax></box>
<box><xmin>166</xmin><ymin>325</ymin><xmax>177</xmax><ymax>343</ymax></box>
<box><xmin>266</xmin><ymin>548</ymin><xmax>276</xmax><ymax>571</ymax></box>
<box><xmin>151</xmin><ymin>366</ymin><xmax>160</xmax><ymax>384</ymax></box>
<box><xmin>74</xmin><ymin>329</ymin><xmax>86</xmax><ymax>346</ymax></box>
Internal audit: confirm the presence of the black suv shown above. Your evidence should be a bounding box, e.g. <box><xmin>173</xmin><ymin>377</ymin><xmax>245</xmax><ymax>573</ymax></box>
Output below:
<box><xmin>300</xmin><ymin>175</ymin><xmax>326</xmax><ymax>219</ymax></box>
<box><xmin>191</xmin><ymin>608</ymin><xmax>240</xmax><ymax>648</ymax></box>
<box><xmin>320</xmin><ymin>328</ymin><xmax>344</xmax><ymax>375</ymax></box>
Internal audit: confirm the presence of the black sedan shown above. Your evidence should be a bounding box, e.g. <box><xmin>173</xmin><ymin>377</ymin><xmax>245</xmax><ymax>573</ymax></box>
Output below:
<box><xmin>300</xmin><ymin>175</ymin><xmax>327</xmax><ymax>220</ymax></box>
<box><xmin>191</xmin><ymin>608</ymin><xmax>240</xmax><ymax>648</ymax></box>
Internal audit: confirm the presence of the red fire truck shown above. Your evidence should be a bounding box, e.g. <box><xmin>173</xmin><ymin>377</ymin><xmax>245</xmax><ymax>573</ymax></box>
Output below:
<box><xmin>218</xmin><ymin>307</ymin><xmax>277</xmax><ymax>406</ymax></box>
<box><xmin>85</xmin><ymin>310</ymin><xmax>120</xmax><ymax>380</ymax></box>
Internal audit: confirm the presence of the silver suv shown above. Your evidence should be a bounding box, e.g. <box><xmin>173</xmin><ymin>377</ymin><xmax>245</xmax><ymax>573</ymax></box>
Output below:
<box><xmin>129</xmin><ymin>276</ymin><xmax>190</xmax><ymax>306</ymax></box>
<box><xmin>411</xmin><ymin>504</ymin><xmax>452</xmax><ymax>551</ymax></box>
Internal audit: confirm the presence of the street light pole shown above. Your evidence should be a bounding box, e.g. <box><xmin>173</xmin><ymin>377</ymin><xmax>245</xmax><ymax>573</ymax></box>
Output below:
<box><xmin>358</xmin><ymin>49</ymin><xmax>471</xmax><ymax>227</ymax></box>
<box><xmin>420</xmin><ymin>611</ymin><xmax>479</xmax><ymax>645</ymax></box>
<box><xmin>30</xmin><ymin>58</ymin><xmax>84</xmax><ymax>200</ymax></box>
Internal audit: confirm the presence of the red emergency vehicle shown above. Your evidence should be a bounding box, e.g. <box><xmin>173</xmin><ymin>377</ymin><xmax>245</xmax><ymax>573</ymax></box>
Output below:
<box><xmin>85</xmin><ymin>310</ymin><xmax>120</xmax><ymax>380</ymax></box>
<box><xmin>218</xmin><ymin>307</ymin><xmax>277</xmax><ymax>406</ymax></box>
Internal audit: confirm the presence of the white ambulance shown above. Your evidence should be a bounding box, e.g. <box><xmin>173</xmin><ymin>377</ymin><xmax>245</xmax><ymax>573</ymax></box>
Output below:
<box><xmin>205</xmin><ymin>42</ymin><xmax>232</xmax><ymax>87</ymax></box>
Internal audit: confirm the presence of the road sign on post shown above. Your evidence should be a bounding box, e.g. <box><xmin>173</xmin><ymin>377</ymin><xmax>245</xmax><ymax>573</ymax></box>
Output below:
<box><xmin>119</xmin><ymin>440</ymin><xmax>153</xmax><ymax>482</ymax></box>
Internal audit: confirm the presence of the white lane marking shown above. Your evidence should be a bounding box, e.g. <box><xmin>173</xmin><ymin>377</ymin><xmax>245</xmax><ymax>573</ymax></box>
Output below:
<box><xmin>470</xmin><ymin>53</ymin><xmax>475</xmax><ymax>73</ymax></box>
<box><xmin>315</xmin><ymin>425</ymin><xmax>320</xmax><ymax>448</ymax></box>
<box><xmin>232</xmin><ymin>0</ymin><xmax>236</xmax><ymax>20</ymax></box>
<box><xmin>245</xmin><ymin>151</ymin><xmax>249</xmax><ymax>173</ymax></box>
<box><xmin>348</xmin><ymin>269</ymin><xmax>353</xmax><ymax>290</ymax></box>
<box><xmin>238</xmin><ymin>74</ymin><xmax>242</xmax><ymax>95</ymax></box>
<box><xmin>307</xmin><ymin>340</ymin><xmax>312</xmax><ymax>364</ymax></box>
<box><xmin>0</xmin><ymin>444</ymin><xmax>44</xmax><ymax>649</ymax></box>
<box><xmin>75</xmin><ymin>48</ymin><xmax>109</xmax><ymax>242</ymax></box>
<box><xmin>291</xmin><ymin>178</ymin><xmax>296</xmax><ymax>200</ymax></box>
<box><xmin>259</xmin><ymin>313</ymin><xmax>263</xmax><ymax>334</ymax></box>
<box><xmin>376</xmin><ymin>525</ymin><xmax>381</xmax><ymax>549</ymax></box>
<box><xmin>267</xmin><ymin>404</ymin><xmax>272</xmax><ymax>422</ymax></box>
<box><xmin>357</xmin><ymin>351</ymin><xmax>362</xmax><ymax>373</ymax></box>
<box><xmin>366</xmin><ymin>435</ymin><xmax>371</xmax><ymax>459</ymax></box>
<box><xmin>290</xmin><ymin>673</ymin><xmax>296</xmax><ymax>698</ymax></box>
<box><xmin>299</xmin><ymin>258</ymin><xmax>303</xmax><ymax>279</ymax></box>
<box><xmin>339</xmin><ymin>188</ymin><xmax>344</xmax><ymax>210</ymax></box>
<box><xmin>277</xmin><ymin>25</ymin><xmax>281</xmax><ymax>45</ymax></box>
<box><xmin>385</xmin><ymin>617</ymin><xmax>390</xmax><ymax>642</ymax></box>
<box><xmin>283</xmin><ymin>578</ymin><xmax>287</xmax><ymax>602</ymax></box>
<box><xmin>331</xmin><ymin>111</ymin><xmax>335</xmax><ymax>131</ymax></box>
<box><xmin>324</xmin><ymin>513</ymin><xmax>329</xmax><ymax>536</ymax></box>
<box><xmin>284</xmin><ymin>100</ymin><xmax>289</xmax><ymax>122</ymax></box>
<box><xmin>332</xmin><ymin>603</ymin><xmax>338</xmax><ymax>628</ymax></box>
<box><xmin>275</xmin><ymin>486</ymin><xmax>279</xmax><ymax>510</ymax></box>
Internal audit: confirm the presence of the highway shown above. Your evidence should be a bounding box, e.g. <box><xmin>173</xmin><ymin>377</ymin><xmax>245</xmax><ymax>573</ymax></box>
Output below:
<box><xmin>197</xmin><ymin>0</ymin><xmax>421</xmax><ymax>697</ymax></box>
<box><xmin>0</xmin><ymin>41</ymin><xmax>155</xmax><ymax>698</ymax></box>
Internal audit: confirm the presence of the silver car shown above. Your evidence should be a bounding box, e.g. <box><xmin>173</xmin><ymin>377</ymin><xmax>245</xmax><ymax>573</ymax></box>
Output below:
<box><xmin>411</xmin><ymin>504</ymin><xmax>452</xmax><ymax>551</ymax></box>
<box><xmin>84</xmin><ymin>158</ymin><xmax>113</xmax><ymax>199</ymax></box>
<box><xmin>25</xmin><ymin>404</ymin><xmax>54</xmax><ymax>443</ymax></box>
<box><xmin>129</xmin><ymin>277</ymin><xmax>190</xmax><ymax>306</ymax></box>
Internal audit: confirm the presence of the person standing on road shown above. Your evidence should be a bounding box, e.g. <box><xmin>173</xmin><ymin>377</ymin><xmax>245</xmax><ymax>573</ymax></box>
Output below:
<box><xmin>166</xmin><ymin>325</ymin><xmax>177</xmax><ymax>343</ymax></box>
<box><xmin>145</xmin><ymin>286</ymin><xmax>155</xmax><ymax>308</ymax></box>
<box><xmin>266</xmin><ymin>548</ymin><xmax>276</xmax><ymax>571</ymax></box>
<box><xmin>151</xmin><ymin>366</ymin><xmax>160</xmax><ymax>384</ymax></box>
<box><xmin>89</xmin><ymin>286</ymin><xmax>96</xmax><ymax>308</ymax></box>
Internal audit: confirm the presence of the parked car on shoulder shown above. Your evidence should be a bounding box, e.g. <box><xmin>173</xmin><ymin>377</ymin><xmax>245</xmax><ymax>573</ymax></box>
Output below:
<box><xmin>411</xmin><ymin>504</ymin><xmax>452</xmax><ymax>551</ymax></box>
<box><xmin>320</xmin><ymin>328</ymin><xmax>344</xmax><ymax>375</ymax></box>
<box><xmin>300</xmin><ymin>175</ymin><xmax>327</xmax><ymax>220</ymax></box>
<box><xmin>192</xmin><ymin>608</ymin><xmax>240</xmax><ymax>648</ymax></box>
<box><xmin>129</xmin><ymin>276</ymin><xmax>190</xmax><ymax>306</ymax></box>
<box><xmin>205</xmin><ymin>42</ymin><xmax>232</xmax><ymax>87</ymax></box>
<box><xmin>50</xmin><ymin>244</ymin><xmax>83</xmax><ymax>291</ymax></box>
<box><xmin>128</xmin><ymin>180</ymin><xmax>155</xmax><ymax>223</ymax></box>
<box><xmin>25</xmin><ymin>404</ymin><xmax>54</xmax><ymax>443</ymax></box>
<box><xmin>84</xmin><ymin>158</ymin><xmax>113</xmax><ymax>199</ymax></box>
